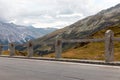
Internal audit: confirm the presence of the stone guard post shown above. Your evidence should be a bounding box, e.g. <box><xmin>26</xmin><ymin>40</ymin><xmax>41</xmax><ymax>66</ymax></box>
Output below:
<box><xmin>27</xmin><ymin>41</ymin><xmax>33</xmax><ymax>57</ymax></box>
<box><xmin>55</xmin><ymin>34</ymin><xmax>62</xmax><ymax>59</ymax></box>
<box><xmin>105</xmin><ymin>30</ymin><xmax>114</xmax><ymax>62</ymax></box>
<box><xmin>0</xmin><ymin>45</ymin><xmax>2</xmax><ymax>55</ymax></box>
<box><xmin>9</xmin><ymin>43</ymin><xmax>15</xmax><ymax>57</ymax></box>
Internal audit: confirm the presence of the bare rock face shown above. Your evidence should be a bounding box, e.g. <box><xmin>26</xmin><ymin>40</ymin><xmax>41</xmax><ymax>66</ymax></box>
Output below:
<box><xmin>36</xmin><ymin>3</ymin><xmax>120</xmax><ymax>42</ymax></box>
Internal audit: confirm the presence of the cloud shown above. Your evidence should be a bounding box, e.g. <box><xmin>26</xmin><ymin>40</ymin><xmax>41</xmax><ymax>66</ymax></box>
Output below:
<box><xmin>0</xmin><ymin>0</ymin><xmax>120</xmax><ymax>28</ymax></box>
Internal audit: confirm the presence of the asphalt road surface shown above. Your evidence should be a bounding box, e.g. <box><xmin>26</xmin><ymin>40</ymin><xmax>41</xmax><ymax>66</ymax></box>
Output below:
<box><xmin>0</xmin><ymin>57</ymin><xmax>120</xmax><ymax>80</ymax></box>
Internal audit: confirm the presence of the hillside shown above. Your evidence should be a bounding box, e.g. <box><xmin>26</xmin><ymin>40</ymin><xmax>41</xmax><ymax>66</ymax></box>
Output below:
<box><xmin>9</xmin><ymin>3</ymin><xmax>120</xmax><ymax>60</ymax></box>
<box><xmin>45</xmin><ymin>24</ymin><xmax>120</xmax><ymax>61</ymax></box>
<box><xmin>34</xmin><ymin>3</ymin><xmax>120</xmax><ymax>43</ymax></box>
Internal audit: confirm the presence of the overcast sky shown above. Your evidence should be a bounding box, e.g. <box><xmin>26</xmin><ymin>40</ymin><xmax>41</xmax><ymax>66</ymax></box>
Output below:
<box><xmin>0</xmin><ymin>0</ymin><xmax>120</xmax><ymax>28</ymax></box>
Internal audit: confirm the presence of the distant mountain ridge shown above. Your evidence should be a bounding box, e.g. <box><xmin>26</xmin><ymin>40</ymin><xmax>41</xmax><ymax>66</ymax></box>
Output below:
<box><xmin>0</xmin><ymin>22</ymin><xmax>57</xmax><ymax>45</ymax></box>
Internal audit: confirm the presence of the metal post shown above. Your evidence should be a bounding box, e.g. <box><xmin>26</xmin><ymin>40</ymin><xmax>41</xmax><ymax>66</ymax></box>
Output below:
<box><xmin>105</xmin><ymin>30</ymin><xmax>114</xmax><ymax>62</ymax></box>
<box><xmin>9</xmin><ymin>43</ymin><xmax>15</xmax><ymax>57</ymax></box>
<box><xmin>27</xmin><ymin>41</ymin><xmax>33</xmax><ymax>57</ymax></box>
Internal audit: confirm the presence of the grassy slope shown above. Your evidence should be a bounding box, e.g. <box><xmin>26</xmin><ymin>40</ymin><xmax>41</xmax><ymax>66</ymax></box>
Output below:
<box><xmin>45</xmin><ymin>24</ymin><xmax>120</xmax><ymax>61</ymax></box>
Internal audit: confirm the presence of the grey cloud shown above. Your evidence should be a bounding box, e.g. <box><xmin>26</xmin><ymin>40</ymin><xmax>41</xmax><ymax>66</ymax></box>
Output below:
<box><xmin>58</xmin><ymin>10</ymin><xmax>74</xmax><ymax>15</ymax></box>
<box><xmin>0</xmin><ymin>0</ymin><xmax>119</xmax><ymax>28</ymax></box>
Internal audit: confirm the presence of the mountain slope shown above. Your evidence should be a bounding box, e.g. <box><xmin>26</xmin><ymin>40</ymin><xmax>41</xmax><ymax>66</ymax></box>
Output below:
<box><xmin>35</xmin><ymin>3</ymin><xmax>120</xmax><ymax>43</ymax></box>
<box><xmin>31</xmin><ymin>3</ymin><xmax>120</xmax><ymax>57</ymax></box>
<box><xmin>44</xmin><ymin>24</ymin><xmax>120</xmax><ymax>60</ymax></box>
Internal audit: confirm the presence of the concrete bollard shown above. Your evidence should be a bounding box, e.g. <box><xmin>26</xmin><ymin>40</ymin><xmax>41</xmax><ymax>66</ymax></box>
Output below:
<box><xmin>27</xmin><ymin>41</ymin><xmax>33</xmax><ymax>57</ymax></box>
<box><xmin>0</xmin><ymin>45</ymin><xmax>2</xmax><ymax>55</ymax></box>
<box><xmin>105</xmin><ymin>30</ymin><xmax>114</xmax><ymax>62</ymax></box>
<box><xmin>55</xmin><ymin>35</ymin><xmax>62</xmax><ymax>59</ymax></box>
<box><xmin>9</xmin><ymin>43</ymin><xmax>15</xmax><ymax>57</ymax></box>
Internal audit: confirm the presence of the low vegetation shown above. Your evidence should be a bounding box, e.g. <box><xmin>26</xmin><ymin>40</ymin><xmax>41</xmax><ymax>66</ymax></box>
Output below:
<box><xmin>44</xmin><ymin>24</ymin><xmax>120</xmax><ymax>61</ymax></box>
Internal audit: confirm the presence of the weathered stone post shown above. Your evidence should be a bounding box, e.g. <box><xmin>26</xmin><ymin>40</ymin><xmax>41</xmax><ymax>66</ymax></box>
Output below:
<box><xmin>9</xmin><ymin>43</ymin><xmax>15</xmax><ymax>57</ymax></box>
<box><xmin>105</xmin><ymin>30</ymin><xmax>114</xmax><ymax>62</ymax></box>
<box><xmin>27</xmin><ymin>41</ymin><xmax>33</xmax><ymax>57</ymax></box>
<box><xmin>55</xmin><ymin>35</ymin><xmax>62</xmax><ymax>59</ymax></box>
<box><xmin>0</xmin><ymin>45</ymin><xmax>2</xmax><ymax>55</ymax></box>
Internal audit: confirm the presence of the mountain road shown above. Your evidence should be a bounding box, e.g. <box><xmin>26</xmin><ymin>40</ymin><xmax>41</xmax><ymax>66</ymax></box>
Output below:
<box><xmin>0</xmin><ymin>57</ymin><xmax>120</xmax><ymax>80</ymax></box>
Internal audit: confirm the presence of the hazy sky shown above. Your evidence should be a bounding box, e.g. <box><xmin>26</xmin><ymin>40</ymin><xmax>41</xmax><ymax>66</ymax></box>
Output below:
<box><xmin>0</xmin><ymin>0</ymin><xmax>120</xmax><ymax>28</ymax></box>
